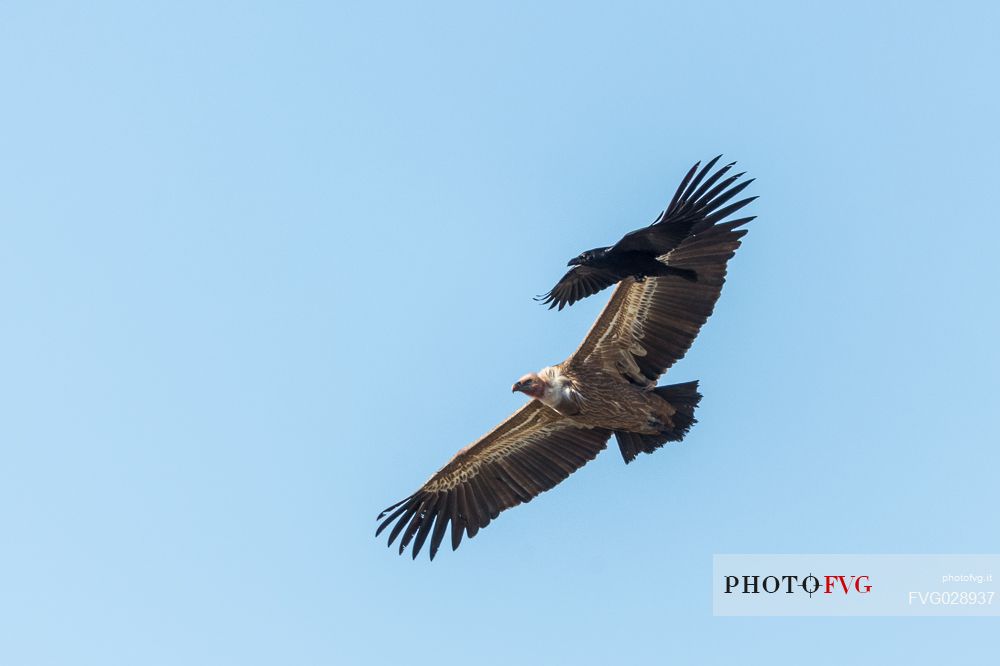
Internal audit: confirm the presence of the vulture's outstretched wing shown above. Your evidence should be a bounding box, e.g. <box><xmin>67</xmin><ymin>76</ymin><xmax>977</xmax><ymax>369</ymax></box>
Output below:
<box><xmin>566</xmin><ymin>217</ymin><xmax>752</xmax><ymax>384</ymax></box>
<box><xmin>376</xmin><ymin>401</ymin><xmax>612</xmax><ymax>560</ymax></box>
<box><xmin>537</xmin><ymin>156</ymin><xmax>756</xmax><ymax>310</ymax></box>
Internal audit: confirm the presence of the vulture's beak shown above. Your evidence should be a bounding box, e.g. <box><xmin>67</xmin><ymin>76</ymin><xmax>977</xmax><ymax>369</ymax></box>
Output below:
<box><xmin>511</xmin><ymin>381</ymin><xmax>522</xmax><ymax>393</ymax></box>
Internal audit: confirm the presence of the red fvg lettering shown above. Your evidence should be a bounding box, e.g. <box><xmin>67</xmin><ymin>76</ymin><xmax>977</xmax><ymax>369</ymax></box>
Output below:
<box><xmin>824</xmin><ymin>575</ymin><xmax>872</xmax><ymax>594</ymax></box>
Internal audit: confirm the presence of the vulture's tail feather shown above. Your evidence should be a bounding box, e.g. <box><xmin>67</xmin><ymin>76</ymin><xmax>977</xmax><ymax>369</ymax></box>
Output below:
<box><xmin>614</xmin><ymin>381</ymin><xmax>702</xmax><ymax>464</ymax></box>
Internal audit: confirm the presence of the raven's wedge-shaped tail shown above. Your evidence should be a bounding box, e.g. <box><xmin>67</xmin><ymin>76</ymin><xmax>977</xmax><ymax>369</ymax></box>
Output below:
<box><xmin>614</xmin><ymin>381</ymin><xmax>702</xmax><ymax>464</ymax></box>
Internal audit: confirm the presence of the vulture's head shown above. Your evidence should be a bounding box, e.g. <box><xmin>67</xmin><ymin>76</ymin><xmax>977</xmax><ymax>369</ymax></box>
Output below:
<box><xmin>511</xmin><ymin>373</ymin><xmax>546</xmax><ymax>399</ymax></box>
<box><xmin>567</xmin><ymin>246</ymin><xmax>609</xmax><ymax>267</ymax></box>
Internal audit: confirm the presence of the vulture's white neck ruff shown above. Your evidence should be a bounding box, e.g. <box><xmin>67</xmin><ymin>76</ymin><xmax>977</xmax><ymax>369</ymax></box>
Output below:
<box><xmin>537</xmin><ymin>366</ymin><xmax>581</xmax><ymax>415</ymax></box>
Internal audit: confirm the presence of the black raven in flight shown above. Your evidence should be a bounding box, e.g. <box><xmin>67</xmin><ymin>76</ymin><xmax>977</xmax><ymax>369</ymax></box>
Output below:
<box><xmin>537</xmin><ymin>156</ymin><xmax>756</xmax><ymax>310</ymax></box>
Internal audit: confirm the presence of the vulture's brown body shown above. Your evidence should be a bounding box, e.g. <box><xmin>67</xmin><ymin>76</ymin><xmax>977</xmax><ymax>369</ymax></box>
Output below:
<box><xmin>377</xmin><ymin>161</ymin><xmax>753</xmax><ymax>560</ymax></box>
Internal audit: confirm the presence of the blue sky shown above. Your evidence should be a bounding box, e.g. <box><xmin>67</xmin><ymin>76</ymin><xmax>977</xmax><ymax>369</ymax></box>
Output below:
<box><xmin>2</xmin><ymin>1</ymin><xmax>999</xmax><ymax>664</ymax></box>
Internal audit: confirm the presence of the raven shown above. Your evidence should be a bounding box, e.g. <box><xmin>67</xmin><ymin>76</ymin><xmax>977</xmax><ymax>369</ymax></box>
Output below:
<box><xmin>537</xmin><ymin>156</ymin><xmax>756</xmax><ymax>310</ymax></box>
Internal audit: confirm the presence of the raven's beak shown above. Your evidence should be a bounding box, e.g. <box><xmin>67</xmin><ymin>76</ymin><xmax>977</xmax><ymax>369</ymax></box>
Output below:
<box><xmin>567</xmin><ymin>257</ymin><xmax>581</xmax><ymax>267</ymax></box>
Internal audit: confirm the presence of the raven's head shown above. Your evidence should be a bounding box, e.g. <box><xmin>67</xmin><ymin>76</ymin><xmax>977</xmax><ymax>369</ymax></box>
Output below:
<box><xmin>511</xmin><ymin>373</ymin><xmax>547</xmax><ymax>399</ymax></box>
<box><xmin>567</xmin><ymin>247</ymin><xmax>609</xmax><ymax>267</ymax></box>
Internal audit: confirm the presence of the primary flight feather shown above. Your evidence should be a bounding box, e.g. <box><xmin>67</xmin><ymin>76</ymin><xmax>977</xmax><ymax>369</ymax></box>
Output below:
<box><xmin>376</xmin><ymin>158</ymin><xmax>754</xmax><ymax>560</ymax></box>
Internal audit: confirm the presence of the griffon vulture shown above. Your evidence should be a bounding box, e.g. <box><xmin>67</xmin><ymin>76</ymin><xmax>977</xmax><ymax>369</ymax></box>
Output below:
<box><xmin>376</xmin><ymin>164</ymin><xmax>754</xmax><ymax>560</ymax></box>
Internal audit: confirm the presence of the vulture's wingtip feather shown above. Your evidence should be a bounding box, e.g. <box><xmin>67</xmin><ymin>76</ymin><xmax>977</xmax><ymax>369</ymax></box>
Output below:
<box><xmin>377</xmin><ymin>154</ymin><xmax>755</xmax><ymax>561</ymax></box>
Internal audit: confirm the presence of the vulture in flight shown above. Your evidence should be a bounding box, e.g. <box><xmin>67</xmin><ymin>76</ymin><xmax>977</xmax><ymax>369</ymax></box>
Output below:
<box><xmin>537</xmin><ymin>155</ymin><xmax>756</xmax><ymax>310</ymax></box>
<box><xmin>376</xmin><ymin>160</ymin><xmax>754</xmax><ymax>560</ymax></box>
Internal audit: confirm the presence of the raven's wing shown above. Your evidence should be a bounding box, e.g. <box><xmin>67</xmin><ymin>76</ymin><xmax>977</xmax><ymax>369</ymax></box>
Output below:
<box><xmin>535</xmin><ymin>265</ymin><xmax>621</xmax><ymax>311</ymax></box>
<box><xmin>612</xmin><ymin>155</ymin><xmax>756</xmax><ymax>254</ymax></box>
<box><xmin>566</xmin><ymin>217</ymin><xmax>751</xmax><ymax>384</ymax></box>
<box><xmin>376</xmin><ymin>401</ymin><xmax>612</xmax><ymax>560</ymax></box>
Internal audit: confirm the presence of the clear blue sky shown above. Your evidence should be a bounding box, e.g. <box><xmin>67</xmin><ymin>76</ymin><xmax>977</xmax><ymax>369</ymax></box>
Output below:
<box><xmin>2</xmin><ymin>2</ymin><xmax>998</xmax><ymax>664</ymax></box>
